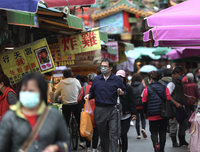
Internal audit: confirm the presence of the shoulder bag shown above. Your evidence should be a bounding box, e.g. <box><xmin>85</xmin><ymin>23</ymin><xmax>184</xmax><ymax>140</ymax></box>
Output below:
<box><xmin>18</xmin><ymin>107</ymin><xmax>50</xmax><ymax>152</ymax></box>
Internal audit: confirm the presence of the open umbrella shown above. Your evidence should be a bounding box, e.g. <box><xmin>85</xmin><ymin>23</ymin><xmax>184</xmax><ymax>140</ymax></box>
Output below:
<box><xmin>144</xmin><ymin>25</ymin><xmax>200</xmax><ymax>47</ymax></box>
<box><xmin>168</xmin><ymin>47</ymin><xmax>200</xmax><ymax>60</ymax></box>
<box><xmin>146</xmin><ymin>0</ymin><xmax>200</xmax><ymax>27</ymax></box>
<box><xmin>139</xmin><ymin>65</ymin><xmax>158</xmax><ymax>73</ymax></box>
<box><xmin>143</xmin><ymin>0</ymin><xmax>200</xmax><ymax>47</ymax></box>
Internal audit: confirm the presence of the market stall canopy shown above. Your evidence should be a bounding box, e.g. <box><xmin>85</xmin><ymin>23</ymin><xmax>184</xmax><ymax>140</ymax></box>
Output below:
<box><xmin>152</xmin><ymin>47</ymin><xmax>172</xmax><ymax>55</ymax></box>
<box><xmin>139</xmin><ymin>65</ymin><xmax>158</xmax><ymax>73</ymax></box>
<box><xmin>37</xmin><ymin>4</ymin><xmax>83</xmax><ymax>34</ymax></box>
<box><xmin>145</xmin><ymin>0</ymin><xmax>200</xmax><ymax>27</ymax></box>
<box><xmin>144</xmin><ymin>25</ymin><xmax>200</xmax><ymax>47</ymax></box>
<box><xmin>0</xmin><ymin>0</ymin><xmax>95</xmax><ymax>13</ymax></box>
<box><xmin>168</xmin><ymin>47</ymin><xmax>200</xmax><ymax>60</ymax></box>
<box><xmin>42</xmin><ymin>0</ymin><xmax>95</xmax><ymax>8</ymax></box>
<box><xmin>125</xmin><ymin>47</ymin><xmax>164</xmax><ymax>60</ymax></box>
<box><xmin>0</xmin><ymin>0</ymin><xmax>40</xmax><ymax>13</ymax></box>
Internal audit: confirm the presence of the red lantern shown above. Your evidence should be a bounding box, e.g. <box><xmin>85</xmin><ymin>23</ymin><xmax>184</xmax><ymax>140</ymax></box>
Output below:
<box><xmin>135</xmin><ymin>14</ymin><xmax>139</xmax><ymax>18</ymax></box>
<box><xmin>83</xmin><ymin>7</ymin><xmax>89</xmax><ymax>11</ymax></box>
<box><xmin>77</xmin><ymin>15</ymin><xmax>83</xmax><ymax>18</ymax></box>
<box><xmin>84</xmin><ymin>20</ymin><xmax>89</xmax><ymax>26</ymax></box>
<box><xmin>83</xmin><ymin>14</ymin><xmax>90</xmax><ymax>20</ymax></box>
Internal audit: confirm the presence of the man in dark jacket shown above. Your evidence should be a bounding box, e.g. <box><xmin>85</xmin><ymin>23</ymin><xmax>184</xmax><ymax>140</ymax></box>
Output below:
<box><xmin>167</xmin><ymin>67</ymin><xmax>188</xmax><ymax>147</ymax></box>
<box><xmin>85</xmin><ymin>58</ymin><xmax>125</xmax><ymax>152</ymax></box>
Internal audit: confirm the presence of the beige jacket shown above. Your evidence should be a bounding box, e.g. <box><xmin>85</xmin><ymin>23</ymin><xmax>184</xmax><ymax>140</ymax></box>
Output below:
<box><xmin>55</xmin><ymin>78</ymin><xmax>81</xmax><ymax>104</ymax></box>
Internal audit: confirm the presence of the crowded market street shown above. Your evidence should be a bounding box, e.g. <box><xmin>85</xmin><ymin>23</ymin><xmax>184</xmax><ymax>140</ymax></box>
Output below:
<box><xmin>74</xmin><ymin>122</ymin><xmax>189</xmax><ymax>152</ymax></box>
<box><xmin>0</xmin><ymin>0</ymin><xmax>200</xmax><ymax>152</ymax></box>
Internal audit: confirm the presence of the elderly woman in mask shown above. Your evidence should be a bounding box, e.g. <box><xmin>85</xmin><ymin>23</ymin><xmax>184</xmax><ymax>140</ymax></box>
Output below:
<box><xmin>0</xmin><ymin>73</ymin><xmax>70</xmax><ymax>152</ymax></box>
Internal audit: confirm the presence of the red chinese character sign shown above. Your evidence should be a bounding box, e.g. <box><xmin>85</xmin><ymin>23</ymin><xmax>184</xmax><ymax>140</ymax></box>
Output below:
<box><xmin>0</xmin><ymin>38</ymin><xmax>55</xmax><ymax>84</ymax></box>
<box><xmin>58</xmin><ymin>30</ymin><xmax>101</xmax><ymax>55</ymax></box>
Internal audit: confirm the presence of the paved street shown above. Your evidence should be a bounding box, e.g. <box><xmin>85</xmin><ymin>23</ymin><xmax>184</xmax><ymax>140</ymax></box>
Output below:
<box><xmin>74</xmin><ymin>121</ymin><xmax>189</xmax><ymax>152</ymax></box>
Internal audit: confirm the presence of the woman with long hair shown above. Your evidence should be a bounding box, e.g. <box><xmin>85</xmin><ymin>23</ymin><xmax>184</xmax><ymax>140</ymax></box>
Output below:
<box><xmin>130</xmin><ymin>73</ymin><xmax>147</xmax><ymax>139</ymax></box>
<box><xmin>142</xmin><ymin>71</ymin><xmax>171</xmax><ymax>152</ymax></box>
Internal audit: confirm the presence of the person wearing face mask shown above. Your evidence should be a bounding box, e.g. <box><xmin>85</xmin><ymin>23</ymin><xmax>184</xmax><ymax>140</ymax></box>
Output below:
<box><xmin>0</xmin><ymin>73</ymin><xmax>70</xmax><ymax>152</ymax></box>
<box><xmin>116</xmin><ymin>70</ymin><xmax>136</xmax><ymax>152</ymax></box>
<box><xmin>85</xmin><ymin>58</ymin><xmax>125</xmax><ymax>152</ymax></box>
<box><xmin>167</xmin><ymin>66</ymin><xmax>188</xmax><ymax>147</ymax></box>
<box><xmin>127</xmin><ymin>75</ymin><xmax>132</xmax><ymax>85</ymax></box>
<box><xmin>0</xmin><ymin>73</ymin><xmax>17</xmax><ymax>120</ymax></box>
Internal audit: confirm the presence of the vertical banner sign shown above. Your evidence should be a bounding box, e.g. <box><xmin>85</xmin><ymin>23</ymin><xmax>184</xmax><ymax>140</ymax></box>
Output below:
<box><xmin>101</xmin><ymin>41</ymin><xmax>119</xmax><ymax>62</ymax></box>
<box><xmin>0</xmin><ymin>38</ymin><xmax>55</xmax><ymax>84</ymax></box>
<box><xmin>58</xmin><ymin>30</ymin><xmax>101</xmax><ymax>55</ymax></box>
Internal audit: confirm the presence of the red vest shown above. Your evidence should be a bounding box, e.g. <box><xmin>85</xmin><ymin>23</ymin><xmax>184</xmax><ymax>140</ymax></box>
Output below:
<box><xmin>0</xmin><ymin>87</ymin><xmax>16</xmax><ymax>120</ymax></box>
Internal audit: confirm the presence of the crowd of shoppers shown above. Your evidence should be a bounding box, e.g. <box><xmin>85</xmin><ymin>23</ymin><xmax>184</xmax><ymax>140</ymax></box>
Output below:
<box><xmin>0</xmin><ymin>59</ymin><xmax>200</xmax><ymax>152</ymax></box>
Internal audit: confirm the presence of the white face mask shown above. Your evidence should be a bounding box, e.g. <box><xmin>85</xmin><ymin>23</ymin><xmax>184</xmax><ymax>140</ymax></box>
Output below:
<box><xmin>127</xmin><ymin>76</ymin><xmax>132</xmax><ymax>81</ymax></box>
<box><xmin>20</xmin><ymin>91</ymin><xmax>40</xmax><ymax>109</ymax></box>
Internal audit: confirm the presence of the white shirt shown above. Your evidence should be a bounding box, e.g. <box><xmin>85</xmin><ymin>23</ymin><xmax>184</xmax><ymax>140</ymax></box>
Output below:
<box><xmin>167</xmin><ymin>82</ymin><xmax>175</xmax><ymax>95</ymax></box>
<box><xmin>104</xmin><ymin>75</ymin><xmax>110</xmax><ymax>81</ymax></box>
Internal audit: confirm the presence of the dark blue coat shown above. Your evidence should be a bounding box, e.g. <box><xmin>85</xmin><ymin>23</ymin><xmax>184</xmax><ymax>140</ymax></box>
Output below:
<box><xmin>147</xmin><ymin>82</ymin><xmax>166</xmax><ymax>116</ymax></box>
<box><xmin>89</xmin><ymin>73</ymin><xmax>125</xmax><ymax>105</ymax></box>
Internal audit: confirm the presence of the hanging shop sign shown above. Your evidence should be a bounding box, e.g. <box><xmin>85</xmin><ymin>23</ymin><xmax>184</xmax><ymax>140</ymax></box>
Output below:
<box><xmin>0</xmin><ymin>38</ymin><xmax>55</xmax><ymax>84</ymax></box>
<box><xmin>75</xmin><ymin>51</ymin><xmax>95</xmax><ymax>65</ymax></box>
<box><xmin>48</xmin><ymin>43</ymin><xmax>75</xmax><ymax>67</ymax></box>
<box><xmin>101</xmin><ymin>41</ymin><xmax>119</xmax><ymax>62</ymax></box>
<box><xmin>118</xmin><ymin>42</ymin><xmax>127</xmax><ymax>64</ymax></box>
<box><xmin>58</xmin><ymin>30</ymin><xmax>101</xmax><ymax>55</ymax></box>
<box><xmin>99</xmin><ymin>12</ymin><xmax>123</xmax><ymax>34</ymax></box>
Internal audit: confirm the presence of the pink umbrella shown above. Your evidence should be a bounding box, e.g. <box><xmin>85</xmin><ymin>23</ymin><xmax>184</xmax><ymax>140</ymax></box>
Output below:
<box><xmin>144</xmin><ymin>25</ymin><xmax>200</xmax><ymax>46</ymax></box>
<box><xmin>42</xmin><ymin>0</ymin><xmax>95</xmax><ymax>7</ymax></box>
<box><xmin>154</xmin><ymin>40</ymin><xmax>200</xmax><ymax>47</ymax></box>
<box><xmin>146</xmin><ymin>0</ymin><xmax>200</xmax><ymax>27</ymax></box>
<box><xmin>168</xmin><ymin>47</ymin><xmax>200</xmax><ymax>60</ymax></box>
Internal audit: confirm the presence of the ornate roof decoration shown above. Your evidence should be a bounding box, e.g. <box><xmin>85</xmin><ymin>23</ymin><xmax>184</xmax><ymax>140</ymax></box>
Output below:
<box><xmin>91</xmin><ymin>0</ymin><xmax>154</xmax><ymax>20</ymax></box>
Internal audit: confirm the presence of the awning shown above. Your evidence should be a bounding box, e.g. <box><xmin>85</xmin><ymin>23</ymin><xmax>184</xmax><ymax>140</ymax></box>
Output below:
<box><xmin>0</xmin><ymin>0</ymin><xmax>95</xmax><ymax>13</ymax></box>
<box><xmin>0</xmin><ymin>0</ymin><xmax>40</xmax><ymax>13</ymax></box>
<box><xmin>43</xmin><ymin>0</ymin><xmax>95</xmax><ymax>8</ymax></box>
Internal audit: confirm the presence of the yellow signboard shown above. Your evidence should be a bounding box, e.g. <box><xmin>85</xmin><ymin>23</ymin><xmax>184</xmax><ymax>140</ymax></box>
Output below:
<box><xmin>58</xmin><ymin>30</ymin><xmax>101</xmax><ymax>55</ymax></box>
<box><xmin>0</xmin><ymin>38</ymin><xmax>55</xmax><ymax>84</ymax></box>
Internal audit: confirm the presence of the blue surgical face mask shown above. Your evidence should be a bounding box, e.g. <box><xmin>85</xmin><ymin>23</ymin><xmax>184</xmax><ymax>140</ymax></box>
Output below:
<box><xmin>20</xmin><ymin>91</ymin><xmax>40</xmax><ymax>109</ymax></box>
<box><xmin>101</xmin><ymin>67</ymin><xmax>108</xmax><ymax>74</ymax></box>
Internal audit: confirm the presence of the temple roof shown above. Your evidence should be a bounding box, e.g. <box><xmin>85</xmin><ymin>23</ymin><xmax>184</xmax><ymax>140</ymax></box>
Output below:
<box><xmin>91</xmin><ymin>0</ymin><xmax>154</xmax><ymax>20</ymax></box>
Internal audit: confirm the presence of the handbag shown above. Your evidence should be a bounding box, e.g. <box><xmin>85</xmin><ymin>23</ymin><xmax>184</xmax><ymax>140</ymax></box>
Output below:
<box><xmin>18</xmin><ymin>107</ymin><xmax>50</xmax><ymax>152</ymax></box>
<box><xmin>176</xmin><ymin>107</ymin><xmax>187</xmax><ymax>124</ymax></box>
<box><xmin>80</xmin><ymin>99</ymin><xmax>93</xmax><ymax>141</ymax></box>
<box><xmin>149</xmin><ymin>86</ymin><xmax>171</xmax><ymax>118</ymax></box>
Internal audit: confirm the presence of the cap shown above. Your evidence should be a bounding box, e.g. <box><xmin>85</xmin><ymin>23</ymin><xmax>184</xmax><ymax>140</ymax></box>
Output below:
<box><xmin>116</xmin><ymin>70</ymin><xmax>126</xmax><ymax>78</ymax></box>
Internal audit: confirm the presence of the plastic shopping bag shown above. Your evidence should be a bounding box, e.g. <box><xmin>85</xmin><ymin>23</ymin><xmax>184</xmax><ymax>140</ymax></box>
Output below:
<box><xmin>80</xmin><ymin>100</ymin><xmax>93</xmax><ymax>141</ymax></box>
<box><xmin>190</xmin><ymin>116</ymin><xmax>200</xmax><ymax>152</ymax></box>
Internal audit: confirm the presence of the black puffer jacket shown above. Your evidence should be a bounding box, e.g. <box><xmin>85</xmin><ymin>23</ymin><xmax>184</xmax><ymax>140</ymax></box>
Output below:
<box><xmin>130</xmin><ymin>81</ymin><xmax>144</xmax><ymax>107</ymax></box>
<box><xmin>120</xmin><ymin>85</ymin><xmax>136</xmax><ymax>115</ymax></box>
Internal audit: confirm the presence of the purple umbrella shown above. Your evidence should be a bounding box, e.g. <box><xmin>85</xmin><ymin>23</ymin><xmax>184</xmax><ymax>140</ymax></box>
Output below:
<box><xmin>144</xmin><ymin>25</ymin><xmax>200</xmax><ymax>47</ymax></box>
<box><xmin>168</xmin><ymin>47</ymin><xmax>200</xmax><ymax>60</ymax></box>
<box><xmin>146</xmin><ymin>0</ymin><xmax>200</xmax><ymax>27</ymax></box>
<box><xmin>154</xmin><ymin>40</ymin><xmax>200</xmax><ymax>47</ymax></box>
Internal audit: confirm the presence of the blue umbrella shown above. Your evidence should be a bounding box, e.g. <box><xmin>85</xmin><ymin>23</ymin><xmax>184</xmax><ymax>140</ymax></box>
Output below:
<box><xmin>139</xmin><ymin>65</ymin><xmax>158</xmax><ymax>73</ymax></box>
<box><xmin>0</xmin><ymin>0</ymin><xmax>40</xmax><ymax>13</ymax></box>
